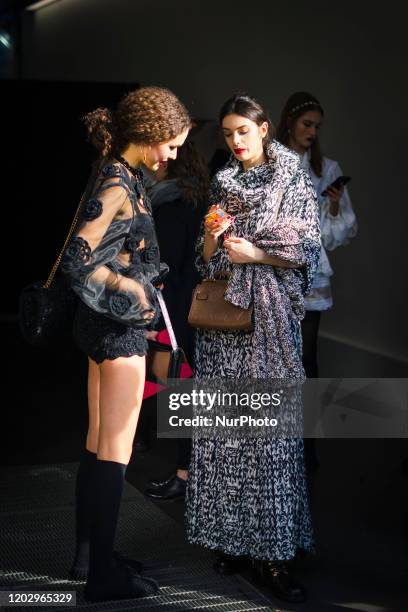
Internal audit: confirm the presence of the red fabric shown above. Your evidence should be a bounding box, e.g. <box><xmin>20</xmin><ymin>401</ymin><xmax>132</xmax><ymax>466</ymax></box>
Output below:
<box><xmin>157</xmin><ymin>329</ymin><xmax>170</xmax><ymax>344</ymax></box>
<box><xmin>142</xmin><ymin>380</ymin><xmax>165</xmax><ymax>400</ymax></box>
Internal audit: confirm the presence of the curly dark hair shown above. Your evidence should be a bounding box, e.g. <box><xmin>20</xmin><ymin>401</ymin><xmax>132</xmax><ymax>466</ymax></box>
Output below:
<box><xmin>83</xmin><ymin>86</ymin><xmax>191</xmax><ymax>156</ymax></box>
<box><xmin>166</xmin><ymin>140</ymin><xmax>210</xmax><ymax>207</ymax></box>
<box><xmin>276</xmin><ymin>92</ymin><xmax>324</xmax><ymax>177</ymax></box>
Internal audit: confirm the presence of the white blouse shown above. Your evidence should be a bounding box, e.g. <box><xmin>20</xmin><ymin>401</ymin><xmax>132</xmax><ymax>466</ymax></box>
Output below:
<box><xmin>300</xmin><ymin>152</ymin><xmax>357</xmax><ymax>311</ymax></box>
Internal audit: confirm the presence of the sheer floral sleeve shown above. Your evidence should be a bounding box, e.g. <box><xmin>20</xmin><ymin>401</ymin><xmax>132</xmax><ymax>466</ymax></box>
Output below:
<box><xmin>61</xmin><ymin>165</ymin><xmax>157</xmax><ymax>327</ymax></box>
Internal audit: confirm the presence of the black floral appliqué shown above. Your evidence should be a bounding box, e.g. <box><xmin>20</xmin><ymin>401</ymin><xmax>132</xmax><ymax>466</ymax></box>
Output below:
<box><xmin>124</xmin><ymin>234</ymin><xmax>141</xmax><ymax>254</ymax></box>
<box><xmin>140</xmin><ymin>246</ymin><xmax>159</xmax><ymax>264</ymax></box>
<box><xmin>82</xmin><ymin>198</ymin><xmax>103</xmax><ymax>221</ymax></box>
<box><xmin>109</xmin><ymin>293</ymin><xmax>132</xmax><ymax>317</ymax></box>
<box><xmin>102</xmin><ymin>164</ymin><xmax>122</xmax><ymax>178</ymax></box>
<box><xmin>63</xmin><ymin>236</ymin><xmax>91</xmax><ymax>271</ymax></box>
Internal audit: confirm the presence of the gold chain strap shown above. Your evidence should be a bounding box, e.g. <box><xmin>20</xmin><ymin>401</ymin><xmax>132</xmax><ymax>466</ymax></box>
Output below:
<box><xmin>43</xmin><ymin>195</ymin><xmax>87</xmax><ymax>289</ymax></box>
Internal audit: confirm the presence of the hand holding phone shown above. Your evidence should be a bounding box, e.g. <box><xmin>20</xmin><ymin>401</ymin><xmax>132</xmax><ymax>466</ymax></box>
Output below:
<box><xmin>321</xmin><ymin>175</ymin><xmax>351</xmax><ymax>197</ymax></box>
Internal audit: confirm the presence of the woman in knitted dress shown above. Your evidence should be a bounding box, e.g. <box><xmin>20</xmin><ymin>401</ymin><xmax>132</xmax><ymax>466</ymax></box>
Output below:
<box><xmin>185</xmin><ymin>93</ymin><xmax>320</xmax><ymax>604</ymax></box>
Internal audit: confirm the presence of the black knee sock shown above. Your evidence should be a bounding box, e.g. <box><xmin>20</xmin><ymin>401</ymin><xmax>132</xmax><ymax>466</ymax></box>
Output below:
<box><xmin>73</xmin><ymin>449</ymin><xmax>97</xmax><ymax>570</ymax></box>
<box><xmin>88</xmin><ymin>459</ymin><xmax>126</xmax><ymax>583</ymax></box>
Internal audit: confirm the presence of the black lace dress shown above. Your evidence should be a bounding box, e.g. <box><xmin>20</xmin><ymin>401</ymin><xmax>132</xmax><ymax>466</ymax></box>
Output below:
<box><xmin>62</xmin><ymin>161</ymin><xmax>164</xmax><ymax>363</ymax></box>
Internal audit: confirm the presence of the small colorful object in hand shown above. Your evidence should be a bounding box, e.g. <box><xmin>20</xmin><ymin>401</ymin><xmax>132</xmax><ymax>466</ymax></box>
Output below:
<box><xmin>205</xmin><ymin>208</ymin><xmax>227</xmax><ymax>224</ymax></box>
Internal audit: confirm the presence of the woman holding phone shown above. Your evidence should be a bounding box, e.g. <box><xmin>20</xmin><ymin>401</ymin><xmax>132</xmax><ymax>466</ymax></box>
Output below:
<box><xmin>185</xmin><ymin>93</ymin><xmax>320</xmax><ymax>603</ymax></box>
<box><xmin>61</xmin><ymin>87</ymin><xmax>190</xmax><ymax>602</ymax></box>
<box><xmin>277</xmin><ymin>92</ymin><xmax>357</xmax><ymax>381</ymax></box>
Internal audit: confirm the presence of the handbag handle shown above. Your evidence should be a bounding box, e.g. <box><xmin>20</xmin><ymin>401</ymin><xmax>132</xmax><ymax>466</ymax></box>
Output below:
<box><xmin>43</xmin><ymin>158</ymin><xmax>104</xmax><ymax>289</ymax></box>
<box><xmin>155</xmin><ymin>289</ymin><xmax>179</xmax><ymax>351</ymax></box>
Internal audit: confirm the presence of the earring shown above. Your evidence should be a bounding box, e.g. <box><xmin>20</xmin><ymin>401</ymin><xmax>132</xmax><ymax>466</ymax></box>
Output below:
<box><xmin>138</xmin><ymin>146</ymin><xmax>147</xmax><ymax>165</ymax></box>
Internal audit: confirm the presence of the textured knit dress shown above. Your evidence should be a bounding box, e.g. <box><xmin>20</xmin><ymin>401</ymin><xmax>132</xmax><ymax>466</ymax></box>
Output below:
<box><xmin>185</xmin><ymin>141</ymin><xmax>321</xmax><ymax>561</ymax></box>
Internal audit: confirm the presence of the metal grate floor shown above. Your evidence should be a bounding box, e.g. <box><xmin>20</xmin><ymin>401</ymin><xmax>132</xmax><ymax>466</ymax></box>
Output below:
<box><xmin>0</xmin><ymin>463</ymin><xmax>277</xmax><ymax>611</ymax></box>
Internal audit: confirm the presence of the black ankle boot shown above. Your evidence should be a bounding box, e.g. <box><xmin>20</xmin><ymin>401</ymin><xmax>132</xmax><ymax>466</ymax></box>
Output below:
<box><xmin>252</xmin><ymin>560</ymin><xmax>306</xmax><ymax>603</ymax></box>
<box><xmin>213</xmin><ymin>552</ymin><xmax>250</xmax><ymax>575</ymax></box>
<box><xmin>84</xmin><ymin>459</ymin><xmax>159</xmax><ymax>601</ymax></box>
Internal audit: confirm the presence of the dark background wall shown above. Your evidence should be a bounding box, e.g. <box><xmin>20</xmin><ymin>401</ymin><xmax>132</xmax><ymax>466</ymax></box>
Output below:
<box><xmin>18</xmin><ymin>0</ymin><xmax>408</xmax><ymax>365</ymax></box>
<box><xmin>0</xmin><ymin>2</ymin><xmax>406</xmax><ymax>597</ymax></box>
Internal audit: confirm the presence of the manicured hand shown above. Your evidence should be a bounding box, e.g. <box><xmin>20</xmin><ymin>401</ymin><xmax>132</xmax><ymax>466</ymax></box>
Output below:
<box><xmin>224</xmin><ymin>236</ymin><xmax>258</xmax><ymax>263</ymax></box>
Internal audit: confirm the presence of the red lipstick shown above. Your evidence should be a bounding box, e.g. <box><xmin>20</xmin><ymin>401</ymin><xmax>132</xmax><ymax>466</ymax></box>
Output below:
<box><xmin>234</xmin><ymin>148</ymin><xmax>246</xmax><ymax>155</ymax></box>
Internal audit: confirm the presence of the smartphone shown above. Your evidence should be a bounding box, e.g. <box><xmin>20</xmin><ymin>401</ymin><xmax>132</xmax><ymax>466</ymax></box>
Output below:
<box><xmin>321</xmin><ymin>175</ymin><xmax>351</xmax><ymax>197</ymax></box>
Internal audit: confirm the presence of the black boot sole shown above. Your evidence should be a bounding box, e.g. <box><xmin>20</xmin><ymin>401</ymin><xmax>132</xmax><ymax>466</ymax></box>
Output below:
<box><xmin>251</xmin><ymin>569</ymin><xmax>307</xmax><ymax>603</ymax></box>
<box><xmin>144</xmin><ymin>492</ymin><xmax>186</xmax><ymax>502</ymax></box>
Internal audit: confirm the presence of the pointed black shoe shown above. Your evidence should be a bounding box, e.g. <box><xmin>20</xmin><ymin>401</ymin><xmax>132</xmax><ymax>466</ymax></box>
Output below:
<box><xmin>144</xmin><ymin>475</ymin><xmax>186</xmax><ymax>500</ymax></box>
<box><xmin>252</xmin><ymin>560</ymin><xmax>306</xmax><ymax>603</ymax></box>
<box><xmin>213</xmin><ymin>552</ymin><xmax>250</xmax><ymax>575</ymax></box>
<box><xmin>84</xmin><ymin>563</ymin><xmax>158</xmax><ymax>602</ymax></box>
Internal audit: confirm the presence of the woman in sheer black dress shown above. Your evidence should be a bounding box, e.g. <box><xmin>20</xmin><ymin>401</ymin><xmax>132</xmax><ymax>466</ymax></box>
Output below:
<box><xmin>61</xmin><ymin>87</ymin><xmax>190</xmax><ymax>602</ymax></box>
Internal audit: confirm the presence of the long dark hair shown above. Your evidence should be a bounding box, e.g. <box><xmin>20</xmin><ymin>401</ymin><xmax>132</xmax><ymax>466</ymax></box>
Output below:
<box><xmin>166</xmin><ymin>140</ymin><xmax>210</xmax><ymax>207</ymax></box>
<box><xmin>219</xmin><ymin>92</ymin><xmax>275</xmax><ymax>150</ymax></box>
<box><xmin>276</xmin><ymin>92</ymin><xmax>324</xmax><ymax>177</ymax></box>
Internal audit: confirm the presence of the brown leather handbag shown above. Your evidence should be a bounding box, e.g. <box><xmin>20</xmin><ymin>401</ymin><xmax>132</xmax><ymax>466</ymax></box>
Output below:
<box><xmin>188</xmin><ymin>278</ymin><xmax>253</xmax><ymax>331</ymax></box>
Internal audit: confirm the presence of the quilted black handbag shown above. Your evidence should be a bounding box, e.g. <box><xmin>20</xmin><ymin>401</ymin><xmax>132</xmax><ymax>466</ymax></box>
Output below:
<box><xmin>18</xmin><ymin>202</ymin><xmax>84</xmax><ymax>348</ymax></box>
<box><xmin>19</xmin><ymin>277</ymin><xmax>78</xmax><ymax>348</ymax></box>
<box><xmin>19</xmin><ymin>164</ymin><xmax>100</xmax><ymax>348</ymax></box>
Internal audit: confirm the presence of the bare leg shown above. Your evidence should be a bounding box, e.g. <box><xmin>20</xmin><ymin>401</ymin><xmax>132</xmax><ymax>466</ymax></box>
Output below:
<box><xmin>97</xmin><ymin>354</ymin><xmax>145</xmax><ymax>464</ymax></box>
